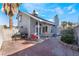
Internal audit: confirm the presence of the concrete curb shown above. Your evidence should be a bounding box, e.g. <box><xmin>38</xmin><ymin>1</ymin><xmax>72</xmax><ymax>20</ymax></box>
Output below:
<box><xmin>59</xmin><ymin>40</ymin><xmax>79</xmax><ymax>51</ymax></box>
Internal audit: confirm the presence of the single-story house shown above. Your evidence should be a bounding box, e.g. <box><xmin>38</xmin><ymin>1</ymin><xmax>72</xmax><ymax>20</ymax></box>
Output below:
<box><xmin>16</xmin><ymin>10</ymin><xmax>54</xmax><ymax>39</ymax></box>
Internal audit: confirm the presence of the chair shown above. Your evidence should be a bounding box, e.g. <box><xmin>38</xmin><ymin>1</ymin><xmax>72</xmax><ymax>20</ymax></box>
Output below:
<box><xmin>12</xmin><ymin>32</ymin><xmax>21</xmax><ymax>41</ymax></box>
<box><xmin>21</xmin><ymin>33</ymin><xmax>28</xmax><ymax>39</ymax></box>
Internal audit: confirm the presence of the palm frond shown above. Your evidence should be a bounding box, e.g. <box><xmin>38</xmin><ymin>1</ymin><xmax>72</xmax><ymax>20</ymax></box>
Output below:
<box><xmin>2</xmin><ymin>3</ymin><xmax>21</xmax><ymax>17</ymax></box>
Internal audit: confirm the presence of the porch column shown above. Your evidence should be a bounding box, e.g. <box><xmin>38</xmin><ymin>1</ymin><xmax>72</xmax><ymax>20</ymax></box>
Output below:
<box><xmin>38</xmin><ymin>21</ymin><xmax>40</xmax><ymax>39</ymax></box>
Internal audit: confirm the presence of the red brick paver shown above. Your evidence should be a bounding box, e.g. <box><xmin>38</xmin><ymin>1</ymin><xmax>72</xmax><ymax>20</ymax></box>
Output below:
<box><xmin>10</xmin><ymin>39</ymin><xmax>54</xmax><ymax>56</ymax></box>
<box><xmin>0</xmin><ymin>40</ymin><xmax>36</xmax><ymax>56</ymax></box>
<box><xmin>10</xmin><ymin>37</ymin><xmax>79</xmax><ymax>56</ymax></box>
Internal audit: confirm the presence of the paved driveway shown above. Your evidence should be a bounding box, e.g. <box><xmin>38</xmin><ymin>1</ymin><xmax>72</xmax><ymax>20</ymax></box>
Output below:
<box><xmin>10</xmin><ymin>37</ymin><xmax>79</xmax><ymax>56</ymax></box>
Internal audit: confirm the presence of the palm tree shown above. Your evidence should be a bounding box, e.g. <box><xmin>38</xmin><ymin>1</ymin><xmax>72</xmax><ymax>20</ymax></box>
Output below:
<box><xmin>2</xmin><ymin>3</ymin><xmax>21</xmax><ymax>31</ymax></box>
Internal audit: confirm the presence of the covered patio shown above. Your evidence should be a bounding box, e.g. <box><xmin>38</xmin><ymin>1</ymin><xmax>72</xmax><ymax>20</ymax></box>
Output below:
<box><xmin>30</xmin><ymin>17</ymin><xmax>53</xmax><ymax>40</ymax></box>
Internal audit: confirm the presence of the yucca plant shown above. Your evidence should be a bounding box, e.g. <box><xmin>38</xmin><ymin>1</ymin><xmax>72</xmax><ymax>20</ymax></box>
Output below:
<box><xmin>2</xmin><ymin>3</ymin><xmax>21</xmax><ymax>31</ymax></box>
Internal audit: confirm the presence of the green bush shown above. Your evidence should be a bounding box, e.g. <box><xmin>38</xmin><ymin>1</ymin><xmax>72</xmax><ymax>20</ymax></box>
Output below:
<box><xmin>61</xmin><ymin>29</ymin><xmax>75</xmax><ymax>44</ymax></box>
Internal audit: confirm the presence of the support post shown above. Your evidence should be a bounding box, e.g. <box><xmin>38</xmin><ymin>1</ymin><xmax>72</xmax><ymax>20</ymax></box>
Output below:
<box><xmin>38</xmin><ymin>21</ymin><xmax>40</xmax><ymax>39</ymax></box>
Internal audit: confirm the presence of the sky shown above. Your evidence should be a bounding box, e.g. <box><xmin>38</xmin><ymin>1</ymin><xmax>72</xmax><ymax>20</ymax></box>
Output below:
<box><xmin>0</xmin><ymin>3</ymin><xmax>79</xmax><ymax>26</ymax></box>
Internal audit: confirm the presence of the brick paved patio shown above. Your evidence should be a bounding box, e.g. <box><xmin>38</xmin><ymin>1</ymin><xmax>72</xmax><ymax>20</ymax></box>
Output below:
<box><xmin>10</xmin><ymin>37</ymin><xmax>79</xmax><ymax>56</ymax></box>
<box><xmin>0</xmin><ymin>40</ymin><xmax>37</xmax><ymax>56</ymax></box>
<box><xmin>0</xmin><ymin>37</ymin><xmax>79</xmax><ymax>56</ymax></box>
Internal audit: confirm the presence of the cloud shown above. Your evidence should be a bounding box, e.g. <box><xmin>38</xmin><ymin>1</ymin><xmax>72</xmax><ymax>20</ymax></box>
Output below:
<box><xmin>23</xmin><ymin>3</ymin><xmax>46</xmax><ymax>12</ymax></box>
<box><xmin>64</xmin><ymin>4</ymin><xmax>76</xmax><ymax>14</ymax></box>
<box><xmin>68</xmin><ymin>9</ymin><xmax>76</xmax><ymax>14</ymax></box>
<box><xmin>67</xmin><ymin>5</ymin><xmax>74</xmax><ymax>10</ymax></box>
<box><xmin>54</xmin><ymin>7</ymin><xmax>63</xmax><ymax>15</ymax></box>
<box><xmin>36</xmin><ymin>11</ymin><xmax>39</xmax><ymax>14</ymax></box>
<box><xmin>48</xmin><ymin>19</ymin><xmax>54</xmax><ymax>22</ymax></box>
<box><xmin>65</xmin><ymin>4</ymin><xmax>75</xmax><ymax>11</ymax></box>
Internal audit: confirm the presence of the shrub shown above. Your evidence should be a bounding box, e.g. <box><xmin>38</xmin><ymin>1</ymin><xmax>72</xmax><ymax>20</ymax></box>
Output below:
<box><xmin>3</xmin><ymin>25</ymin><xmax>7</xmax><ymax>29</ymax></box>
<box><xmin>61</xmin><ymin>28</ymin><xmax>75</xmax><ymax>44</ymax></box>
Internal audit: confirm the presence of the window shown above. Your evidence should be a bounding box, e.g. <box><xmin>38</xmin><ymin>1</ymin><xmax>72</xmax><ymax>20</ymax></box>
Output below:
<box><xmin>45</xmin><ymin>26</ymin><xmax>48</xmax><ymax>32</ymax></box>
<box><xmin>43</xmin><ymin>27</ymin><xmax>45</xmax><ymax>33</ymax></box>
<box><xmin>35</xmin><ymin>21</ymin><xmax>38</xmax><ymax>25</ymax></box>
<box><xmin>42</xmin><ymin>26</ymin><xmax>48</xmax><ymax>33</ymax></box>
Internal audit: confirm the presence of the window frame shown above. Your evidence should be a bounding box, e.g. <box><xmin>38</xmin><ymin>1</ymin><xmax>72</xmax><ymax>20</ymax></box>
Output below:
<box><xmin>42</xmin><ymin>26</ymin><xmax>48</xmax><ymax>33</ymax></box>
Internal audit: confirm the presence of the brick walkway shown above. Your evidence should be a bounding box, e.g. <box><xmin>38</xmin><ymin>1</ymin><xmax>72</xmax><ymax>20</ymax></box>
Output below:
<box><xmin>0</xmin><ymin>40</ymin><xmax>36</xmax><ymax>56</ymax></box>
<box><xmin>10</xmin><ymin>39</ymin><xmax>53</xmax><ymax>56</ymax></box>
<box><xmin>10</xmin><ymin>37</ymin><xmax>79</xmax><ymax>56</ymax></box>
<box><xmin>1</xmin><ymin>37</ymin><xmax>79</xmax><ymax>56</ymax></box>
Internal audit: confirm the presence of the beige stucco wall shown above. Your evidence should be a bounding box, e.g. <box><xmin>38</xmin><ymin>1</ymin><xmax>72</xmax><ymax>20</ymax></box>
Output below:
<box><xmin>41</xmin><ymin>23</ymin><xmax>52</xmax><ymax>36</ymax></box>
<box><xmin>48</xmin><ymin>25</ymin><xmax>52</xmax><ymax>34</ymax></box>
<box><xmin>30</xmin><ymin>18</ymin><xmax>36</xmax><ymax>34</ymax></box>
<box><xmin>18</xmin><ymin>13</ymin><xmax>53</xmax><ymax>37</ymax></box>
<box><xmin>18</xmin><ymin>13</ymin><xmax>31</xmax><ymax>37</ymax></box>
<box><xmin>42</xmin><ymin>23</ymin><xmax>52</xmax><ymax>33</ymax></box>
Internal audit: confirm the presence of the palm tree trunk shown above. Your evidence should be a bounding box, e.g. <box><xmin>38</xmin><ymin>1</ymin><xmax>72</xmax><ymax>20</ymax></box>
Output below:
<box><xmin>9</xmin><ymin>16</ymin><xmax>13</xmax><ymax>31</ymax></box>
